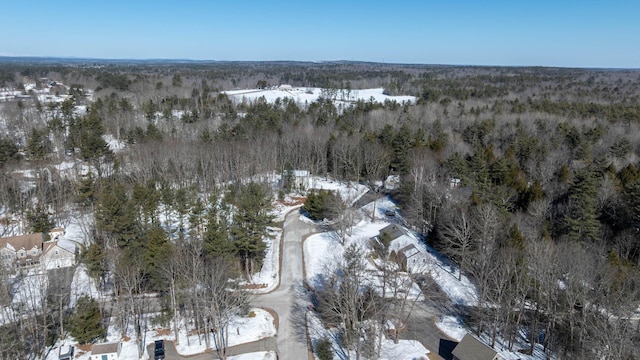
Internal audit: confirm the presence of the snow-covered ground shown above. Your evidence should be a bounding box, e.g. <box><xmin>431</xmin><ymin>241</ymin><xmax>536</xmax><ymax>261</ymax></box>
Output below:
<box><xmin>223</xmin><ymin>87</ymin><xmax>416</xmax><ymax>108</ymax></box>
<box><xmin>436</xmin><ymin>315</ymin><xmax>467</xmax><ymax>341</ymax></box>
<box><xmin>302</xmin><ymin>188</ymin><xmax>547</xmax><ymax>359</ymax></box>
<box><xmin>103</xmin><ymin>134</ymin><xmax>126</xmax><ymax>152</ymax></box>
<box><xmin>47</xmin><ymin>308</ymin><xmax>275</xmax><ymax>360</ymax></box>
<box><xmin>307</xmin><ymin>311</ymin><xmax>429</xmax><ymax>360</ymax></box>
<box><xmin>304</xmin><ymin>196</ymin><xmax>430</xmax><ymax>299</ymax></box>
<box><xmin>228</xmin><ymin>352</ymin><xmax>276</xmax><ymax>360</ymax></box>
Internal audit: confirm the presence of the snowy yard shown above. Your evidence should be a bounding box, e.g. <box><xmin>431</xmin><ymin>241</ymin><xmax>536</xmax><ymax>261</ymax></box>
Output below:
<box><xmin>47</xmin><ymin>308</ymin><xmax>275</xmax><ymax>360</ymax></box>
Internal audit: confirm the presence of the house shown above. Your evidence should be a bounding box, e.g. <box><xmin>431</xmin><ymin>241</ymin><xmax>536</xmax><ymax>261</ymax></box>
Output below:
<box><xmin>374</xmin><ymin>224</ymin><xmax>416</xmax><ymax>250</ymax></box>
<box><xmin>0</xmin><ymin>230</ymin><xmax>75</xmax><ymax>271</ymax></box>
<box><xmin>48</xmin><ymin>84</ymin><xmax>67</xmax><ymax>96</ymax></box>
<box><xmin>450</xmin><ymin>178</ymin><xmax>461</xmax><ymax>188</ymax></box>
<box><xmin>0</xmin><ymin>233</ymin><xmax>47</xmax><ymax>269</ymax></box>
<box><xmin>372</xmin><ymin>224</ymin><xmax>430</xmax><ymax>273</ymax></box>
<box><xmin>396</xmin><ymin>244</ymin><xmax>429</xmax><ymax>273</ymax></box>
<box><xmin>452</xmin><ymin>334</ymin><xmax>502</xmax><ymax>360</ymax></box>
<box><xmin>91</xmin><ymin>342</ymin><xmax>121</xmax><ymax>360</ymax></box>
<box><xmin>376</xmin><ymin>224</ymin><xmax>407</xmax><ymax>242</ymax></box>
<box><xmin>40</xmin><ymin>241</ymin><xmax>76</xmax><ymax>270</ymax></box>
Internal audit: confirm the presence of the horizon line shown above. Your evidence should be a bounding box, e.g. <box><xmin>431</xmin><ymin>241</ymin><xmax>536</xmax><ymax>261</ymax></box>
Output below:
<box><xmin>0</xmin><ymin>55</ymin><xmax>638</xmax><ymax>71</ymax></box>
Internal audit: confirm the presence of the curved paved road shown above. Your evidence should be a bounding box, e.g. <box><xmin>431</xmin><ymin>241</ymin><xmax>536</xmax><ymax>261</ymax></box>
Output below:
<box><xmin>253</xmin><ymin>209</ymin><xmax>315</xmax><ymax>360</ymax></box>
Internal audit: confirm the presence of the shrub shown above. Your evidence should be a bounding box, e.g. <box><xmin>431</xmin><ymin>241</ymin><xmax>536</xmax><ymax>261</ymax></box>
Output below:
<box><xmin>302</xmin><ymin>190</ymin><xmax>340</xmax><ymax>221</ymax></box>
<box><xmin>315</xmin><ymin>337</ymin><xmax>333</xmax><ymax>360</ymax></box>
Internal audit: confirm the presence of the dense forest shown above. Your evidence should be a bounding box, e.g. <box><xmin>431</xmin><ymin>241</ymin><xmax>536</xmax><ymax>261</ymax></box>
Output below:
<box><xmin>1</xmin><ymin>60</ymin><xmax>640</xmax><ymax>359</ymax></box>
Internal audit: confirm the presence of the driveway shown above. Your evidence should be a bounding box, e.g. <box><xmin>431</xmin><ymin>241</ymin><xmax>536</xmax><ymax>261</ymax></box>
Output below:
<box><xmin>254</xmin><ymin>209</ymin><xmax>316</xmax><ymax>360</ymax></box>
<box><xmin>146</xmin><ymin>338</ymin><xmax>277</xmax><ymax>359</ymax></box>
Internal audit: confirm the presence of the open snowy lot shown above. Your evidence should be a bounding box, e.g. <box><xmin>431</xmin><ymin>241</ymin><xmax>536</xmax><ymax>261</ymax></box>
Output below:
<box><xmin>223</xmin><ymin>87</ymin><xmax>416</xmax><ymax>107</ymax></box>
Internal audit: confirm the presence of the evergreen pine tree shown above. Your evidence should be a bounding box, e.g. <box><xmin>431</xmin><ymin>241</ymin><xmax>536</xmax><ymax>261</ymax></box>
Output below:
<box><xmin>69</xmin><ymin>296</ymin><xmax>105</xmax><ymax>344</ymax></box>
<box><xmin>76</xmin><ymin>174</ymin><xmax>96</xmax><ymax>206</ymax></box>
<box><xmin>82</xmin><ymin>242</ymin><xmax>107</xmax><ymax>283</ymax></box>
<box><xmin>26</xmin><ymin>205</ymin><xmax>54</xmax><ymax>234</ymax></box>
<box><xmin>78</xmin><ymin>108</ymin><xmax>112</xmax><ymax>161</ymax></box>
<box><xmin>96</xmin><ymin>181</ymin><xmax>139</xmax><ymax>248</ymax></box>
<box><xmin>231</xmin><ymin>183</ymin><xmax>273</xmax><ymax>278</ymax></box>
<box><xmin>203</xmin><ymin>196</ymin><xmax>233</xmax><ymax>258</ymax></box>
<box><xmin>315</xmin><ymin>338</ymin><xmax>333</xmax><ymax>360</ymax></box>
<box><xmin>565</xmin><ymin>168</ymin><xmax>600</xmax><ymax>242</ymax></box>
<box><xmin>26</xmin><ymin>128</ymin><xmax>51</xmax><ymax>160</ymax></box>
<box><xmin>0</xmin><ymin>137</ymin><xmax>18</xmax><ymax>165</ymax></box>
<box><xmin>143</xmin><ymin>224</ymin><xmax>172</xmax><ymax>290</ymax></box>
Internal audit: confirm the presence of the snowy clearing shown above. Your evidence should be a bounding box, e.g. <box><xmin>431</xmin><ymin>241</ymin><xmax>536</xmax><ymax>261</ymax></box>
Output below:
<box><xmin>223</xmin><ymin>87</ymin><xmax>416</xmax><ymax>108</ymax></box>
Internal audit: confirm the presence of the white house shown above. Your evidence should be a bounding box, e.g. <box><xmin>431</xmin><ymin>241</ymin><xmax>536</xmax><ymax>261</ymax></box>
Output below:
<box><xmin>372</xmin><ymin>224</ymin><xmax>430</xmax><ymax>273</ymax></box>
<box><xmin>91</xmin><ymin>342</ymin><xmax>121</xmax><ymax>360</ymax></box>
<box><xmin>0</xmin><ymin>233</ymin><xmax>46</xmax><ymax>269</ymax></box>
<box><xmin>0</xmin><ymin>231</ymin><xmax>75</xmax><ymax>272</ymax></box>
<box><xmin>396</xmin><ymin>244</ymin><xmax>430</xmax><ymax>273</ymax></box>
<box><xmin>376</xmin><ymin>224</ymin><xmax>414</xmax><ymax>249</ymax></box>
<box><xmin>40</xmin><ymin>241</ymin><xmax>76</xmax><ymax>270</ymax></box>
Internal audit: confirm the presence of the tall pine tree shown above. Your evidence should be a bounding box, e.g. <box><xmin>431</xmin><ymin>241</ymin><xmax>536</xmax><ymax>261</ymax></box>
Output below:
<box><xmin>565</xmin><ymin>168</ymin><xmax>600</xmax><ymax>242</ymax></box>
<box><xmin>69</xmin><ymin>296</ymin><xmax>105</xmax><ymax>344</ymax></box>
<box><xmin>231</xmin><ymin>183</ymin><xmax>273</xmax><ymax>279</ymax></box>
<box><xmin>96</xmin><ymin>181</ymin><xmax>139</xmax><ymax>248</ymax></box>
<box><xmin>203</xmin><ymin>194</ymin><xmax>233</xmax><ymax>259</ymax></box>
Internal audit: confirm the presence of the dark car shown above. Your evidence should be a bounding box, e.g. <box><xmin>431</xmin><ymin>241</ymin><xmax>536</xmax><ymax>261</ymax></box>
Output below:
<box><xmin>154</xmin><ymin>340</ymin><xmax>165</xmax><ymax>360</ymax></box>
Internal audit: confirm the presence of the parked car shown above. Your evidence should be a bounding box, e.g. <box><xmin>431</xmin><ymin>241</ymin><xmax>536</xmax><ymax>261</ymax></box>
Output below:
<box><xmin>154</xmin><ymin>340</ymin><xmax>165</xmax><ymax>360</ymax></box>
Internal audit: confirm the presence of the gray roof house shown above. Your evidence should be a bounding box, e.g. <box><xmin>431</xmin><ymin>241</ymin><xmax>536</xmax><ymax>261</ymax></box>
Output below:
<box><xmin>452</xmin><ymin>334</ymin><xmax>502</xmax><ymax>360</ymax></box>
<box><xmin>91</xmin><ymin>342</ymin><xmax>121</xmax><ymax>360</ymax></box>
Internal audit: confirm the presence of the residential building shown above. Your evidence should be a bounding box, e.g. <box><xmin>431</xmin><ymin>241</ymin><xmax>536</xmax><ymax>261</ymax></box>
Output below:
<box><xmin>452</xmin><ymin>334</ymin><xmax>502</xmax><ymax>360</ymax></box>
<box><xmin>91</xmin><ymin>342</ymin><xmax>121</xmax><ymax>360</ymax></box>
<box><xmin>40</xmin><ymin>241</ymin><xmax>76</xmax><ymax>270</ymax></box>
<box><xmin>396</xmin><ymin>243</ymin><xmax>429</xmax><ymax>273</ymax></box>
<box><xmin>0</xmin><ymin>233</ymin><xmax>47</xmax><ymax>269</ymax></box>
<box><xmin>0</xmin><ymin>230</ymin><xmax>75</xmax><ymax>271</ymax></box>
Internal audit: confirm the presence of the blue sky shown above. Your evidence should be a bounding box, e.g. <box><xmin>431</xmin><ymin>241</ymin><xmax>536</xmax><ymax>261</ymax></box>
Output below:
<box><xmin>1</xmin><ymin>0</ymin><xmax>638</xmax><ymax>68</ymax></box>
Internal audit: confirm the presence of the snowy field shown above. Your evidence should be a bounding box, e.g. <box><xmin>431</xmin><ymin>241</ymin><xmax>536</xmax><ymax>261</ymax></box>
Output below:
<box><xmin>223</xmin><ymin>87</ymin><xmax>416</xmax><ymax>108</ymax></box>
